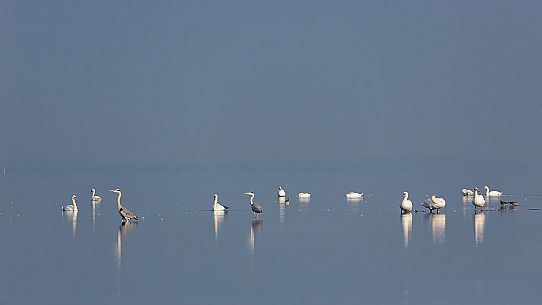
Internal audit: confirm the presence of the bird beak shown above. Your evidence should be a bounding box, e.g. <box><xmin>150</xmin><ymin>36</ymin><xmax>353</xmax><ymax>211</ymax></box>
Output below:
<box><xmin>109</xmin><ymin>189</ymin><xmax>115</xmax><ymax>192</ymax></box>
<box><xmin>243</xmin><ymin>192</ymin><xmax>250</xmax><ymax>196</ymax></box>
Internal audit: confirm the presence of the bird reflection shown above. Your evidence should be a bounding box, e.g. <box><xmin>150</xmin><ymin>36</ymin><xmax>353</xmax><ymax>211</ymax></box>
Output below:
<box><xmin>430</xmin><ymin>214</ymin><xmax>446</xmax><ymax>244</ymax></box>
<box><xmin>247</xmin><ymin>219</ymin><xmax>262</xmax><ymax>270</ymax></box>
<box><xmin>92</xmin><ymin>202</ymin><xmax>97</xmax><ymax>231</ymax></box>
<box><xmin>213</xmin><ymin>210</ymin><xmax>226</xmax><ymax>241</ymax></box>
<box><xmin>346</xmin><ymin>198</ymin><xmax>363</xmax><ymax>204</ymax></box>
<box><xmin>401</xmin><ymin>213</ymin><xmax>412</xmax><ymax>248</ymax></box>
<box><xmin>474</xmin><ymin>212</ymin><xmax>485</xmax><ymax>248</ymax></box>
<box><xmin>116</xmin><ymin>222</ymin><xmax>137</xmax><ymax>269</ymax></box>
<box><xmin>64</xmin><ymin>211</ymin><xmax>78</xmax><ymax>238</ymax></box>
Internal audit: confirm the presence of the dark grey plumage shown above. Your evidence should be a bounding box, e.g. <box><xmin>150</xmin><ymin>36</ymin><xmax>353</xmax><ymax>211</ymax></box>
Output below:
<box><xmin>251</xmin><ymin>202</ymin><xmax>263</xmax><ymax>214</ymax></box>
<box><xmin>119</xmin><ymin>206</ymin><xmax>138</xmax><ymax>222</ymax></box>
<box><xmin>244</xmin><ymin>192</ymin><xmax>263</xmax><ymax>215</ymax></box>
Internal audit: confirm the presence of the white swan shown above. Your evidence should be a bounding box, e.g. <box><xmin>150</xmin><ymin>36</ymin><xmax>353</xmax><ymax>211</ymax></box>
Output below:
<box><xmin>346</xmin><ymin>192</ymin><xmax>363</xmax><ymax>199</ymax></box>
<box><xmin>297</xmin><ymin>192</ymin><xmax>311</xmax><ymax>199</ymax></box>
<box><xmin>472</xmin><ymin>188</ymin><xmax>486</xmax><ymax>210</ymax></box>
<box><xmin>400</xmin><ymin>192</ymin><xmax>413</xmax><ymax>213</ymax></box>
<box><xmin>62</xmin><ymin>194</ymin><xmax>78</xmax><ymax>212</ymax></box>
<box><xmin>213</xmin><ymin>193</ymin><xmax>228</xmax><ymax>211</ymax></box>
<box><xmin>462</xmin><ymin>188</ymin><xmax>474</xmax><ymax>197</ymax></box>
<box><xmin>91</xmin><ymin>188</ymin><xmax>102</xmax><ymax>202</ymax></box>
<box><xmin>277</xmin><ymin>186</ymin><xmax>286</xmax><ymax>198</ymax></box>
<box><xmin>421</xmin><ymin>195</ymin><xmax>446</xmax><ymax>213</ymax></box>
<box><xmin>484</xmin><ymin>186</ymin><xmax>502</xmax><ymax>197</ymax></box>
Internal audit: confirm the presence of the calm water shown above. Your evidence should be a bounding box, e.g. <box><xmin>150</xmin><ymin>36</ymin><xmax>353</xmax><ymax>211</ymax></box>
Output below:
<box><xmin>0</xmin><ymin>171</ymin><xmax>541</xmax><ymax>305</ymax></box>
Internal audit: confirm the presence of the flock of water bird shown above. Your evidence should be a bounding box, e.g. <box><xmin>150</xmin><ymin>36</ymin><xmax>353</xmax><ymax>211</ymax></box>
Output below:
<box><xmin>60</xmin><ymin>184</ymin><xmax>519</xmax><ymax>224</ymax></box>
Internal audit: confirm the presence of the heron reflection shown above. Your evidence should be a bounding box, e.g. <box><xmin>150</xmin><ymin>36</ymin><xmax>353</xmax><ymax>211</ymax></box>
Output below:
<box><xmin>430</xmin><ymin>213</ymin><xmax>446</xmax><ymax>244</ymax></box>
<box><xmin>401</xmin><ymin>213</ymin><xmax>412</xmax><ymax>248</ymax></box>
<box><xmin>474</xmin><ymin>212</ymin><xmax>485</xmax><ymax>247</ymax></box>
<box><xmin>247</xmin><ymin>219</ymin><xmax>262</xmax><ymax>270</ymax></box>
<box><xmin>116</xmin><ymin>222</ymin><xmax>137</xmax><ymax>269</ymax></box>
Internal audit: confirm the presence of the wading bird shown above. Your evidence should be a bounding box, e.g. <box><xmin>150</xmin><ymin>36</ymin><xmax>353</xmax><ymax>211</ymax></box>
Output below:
<box><xmin>243</xmin><ymin>192</ymin><xmax>263</xmax><ymax>215</ymax></box>
<box><xmin>110</xmin><ymin>189</ymin><xmax>138</xmax><ymax>223</ymax></box>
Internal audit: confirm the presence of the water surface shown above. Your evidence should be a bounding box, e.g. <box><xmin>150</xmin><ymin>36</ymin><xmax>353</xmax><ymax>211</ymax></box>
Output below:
<box><xmin>0</xmin><ymin>171</ymin><xmax>541</xmax><ymax>304</ymax></box>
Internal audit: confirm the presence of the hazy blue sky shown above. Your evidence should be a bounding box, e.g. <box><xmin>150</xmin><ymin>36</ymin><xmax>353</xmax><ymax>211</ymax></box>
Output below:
<box><xmin>1</xmin><ymin>1</ymin><xmax>541</xmax><ymax>172</ymax></box>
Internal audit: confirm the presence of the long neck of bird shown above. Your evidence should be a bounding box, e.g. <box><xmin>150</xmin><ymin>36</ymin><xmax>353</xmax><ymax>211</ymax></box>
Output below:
<box><xmin>116</xmin><ymin>192</ymin><xmax>122</xmax><ymax>210</ymax></box>
<box><xmin>92</xmin><ymin>189</ymin><xmax>96</xmax><ymax>196</ymax></box>
<box><xmin>214</xmin><ymin>196</ymin><xmax>218</xmax><ymax>206</ymax></box>
<box><xmin>72</xmin><ymin>198</ymin><xmax>77</xmax><ymax>208</ymax></box>
<box><xmin>250</xmin><ymin>195</ymin><xmax>254</xmax><ymax>205</ymax></box>
<box><xmin>404</xmin><ymin>193</ymin><xmax>408</xmax><ymax>200</ymax></box>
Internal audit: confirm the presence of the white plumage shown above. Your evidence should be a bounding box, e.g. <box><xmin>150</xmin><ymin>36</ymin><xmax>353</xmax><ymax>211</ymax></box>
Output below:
<box><xmin>472</xmin><ymin>188</ymin><xmax>486</xmax><ymax>210</ymax></box>
<box><xmin>346</xmin><ymin>192</ymin><xmax>363</xmax><ymax>199</ymax></box>
<box><xmin>400</xmin><ymin>192</ymin><xmax>413</xmax><ymax>213</ymax></box>
<box><xmin>213</xmin><ymin>193</ymin><xmax>228</xmax><ymax>211</ymax></box>
<box><xmin>62</xmin><ymin>194</ymin><xmax>78</xmax><ymax>212</ymax></box>
<box><xmin>91</xmin><ymin>188</ymin><xmax>102</xmax><ymax>202</ymax></box>
<box><xmin>462</xmin><ymin>188</ymin><xmax>474</xmax><ymax>197</ymax></box>
<box><xmin>297</xmin><ymin>192</ymin><xmax>311</xmax><ymax>199</ymax></box>
<box><xmin>484</xmin><ymin>186</ymin><xmax>502</xmax><ymax>197</ymax></box>
<box><xmin>421</xmin><ymin>195</ymin><xmax>446</xmax><ymax>213</ymax></box>
<box><xmin>278</xmin><ymin>186</ymin><xmax>286</xmax><ymax>198</ymax></box>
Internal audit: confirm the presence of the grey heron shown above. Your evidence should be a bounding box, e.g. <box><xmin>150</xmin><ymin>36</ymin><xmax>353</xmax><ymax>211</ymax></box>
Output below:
<box><xmin>91</xmin><ymin>188</ymin><xmax>102</xmax><ymax>202</ymax></box>
<box><xmin>213</xmin><ymin>194</ymin><xmax>228</xmax><ymax>211</ymax></box>
<box><xmin>109</xmin><ymin>189</ymin><xmax>138</xmax><ymax>222</ymax></box>
<box><xmin>243</xmin><ymin>192</ymin><xmax>263</xmax><ymax>215</ymax></box>
<box><xmin>62</xmin><ymin>194</ymin><xmax>78</xmax><ymax>212</ymax></box>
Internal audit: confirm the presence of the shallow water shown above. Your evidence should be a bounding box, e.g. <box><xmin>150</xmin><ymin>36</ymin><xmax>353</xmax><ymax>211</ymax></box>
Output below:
<box><xmin>0</xmin><ymin>171</ymin><xmax>541</xmax><ymax>305</ymax></box>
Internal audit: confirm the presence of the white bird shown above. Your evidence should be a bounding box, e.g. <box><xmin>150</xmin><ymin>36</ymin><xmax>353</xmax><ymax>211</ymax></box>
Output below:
<box><xmin>62</xmin><ymin>194</ymin><xmax>78</xmax><ymax>212</ymax></box>
<box><xmin>484</xmin><ymin>186</ymin><xmax>502</xmax><ymax>197</ymax></box>
<box><xmin>213</xmin><ymin>193</ymin><xmax>228</xmax><ymax>211</ymax></box>
<box><xmin>346</xmin><ymin>192</ymin><xmax>363</xmax><ymax>199</ymax></box>
<box><xmin>462</xmin><ymin>188</ymin><xmax>474</xmax><ymax>197</ymax></box>
<box><xmin>91</xmin><ymin>188</ymin><xmax>102</xmax><ymax>202</ymax></box>
<box><xmin>472</xmin><ymin>188</ymin><xmax>486</xmax><ymax>210</ymax></box>
<box><xmin>400</xmin><ymin>191</ymin><xmax>413</xmax><ymax>213</ymax></box>
<box><xmin>278</xmin><ymin>186</ymin><xmax>286</xmax><ymax>198</ymax></box>
<box><xmin>297</xmin><ymin>192</ymin><xmax>311</xmax><ymax>199</ymax></box>
<box><xmin>421</xmin><ymin>195</ymin><xmax>446</xmax><ymax>213</ymax></box>
<box><xmin>110</xmin><ymin>189</ymin><xmax>138</xmax><ymax>222</ymax></box>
